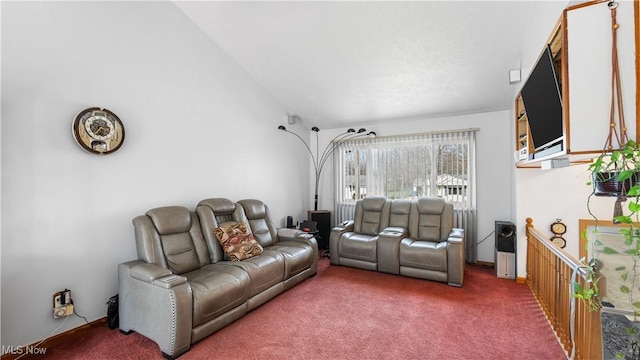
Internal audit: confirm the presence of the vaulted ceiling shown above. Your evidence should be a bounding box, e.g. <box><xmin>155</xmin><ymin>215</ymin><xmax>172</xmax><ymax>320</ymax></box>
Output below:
<box><xmin>174</xmin><ymin>1</ymin><xmax>563</xmax><ymax>129</ymax></box>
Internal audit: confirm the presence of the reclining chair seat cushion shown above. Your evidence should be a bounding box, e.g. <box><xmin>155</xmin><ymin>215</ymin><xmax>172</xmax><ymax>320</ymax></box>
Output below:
<box><xmin>239</xmin><ymin>201</ymin><xmax>275</xmax><ymax>248</ymax></box>
<box><xmin>399</xmin><ymin>238</ymin><xmax>447</xmax><ymax>272</ymax></box>
<box><xmin>360</xmin><ymin>211</ymin><xmax>384</xmax><ymax>235</ymax></box>
<box><xmin>141</xmin><ymin>206</ymin><xmax>211</xmax><ymax>275</ymax></box>
<box><xmin>161</xmin><ymin>232</ymin><xmax>204</xmax><ymax>274</ymax></box>
<box><xmin>416</xmin><ymin>214</ymin><xmax>445</xmax><ymax>242</ymax></box>
<box><xmin>389</xmin><ymin>199</ymin><xmax>411</xmax><ymax>229</ymax></box>
<box><xmin>196</xmin><ymin>198</ymin><xmax>249</xmax><ymax>263</ymax></box>
<box><xmin>238</xmin><ymin>199</ymin><xmax>316</xmax><ymax>280</ymax></box>
<box><xmin>185</xmin><ymin>264</ymin><xmax>250</xmax><ymax>327</ymax></box>
<box><xmin>222</xmin><ymin>249</ymin><xmax>285</xmax><ymax>296</ymax></box>
<box><xmin>357</xmin><ymin>197</ymin><xmax>388</xmax><ymax>235</ymax></box>
<box><xmin>266</xmin><ymin>241</ymin><xmax>315</xmax><ymax>278</ymax></box>
<box><xmin>338</xmin><ymin>233</ymin><xmax>378</xmax><ymax>262</ymax></box>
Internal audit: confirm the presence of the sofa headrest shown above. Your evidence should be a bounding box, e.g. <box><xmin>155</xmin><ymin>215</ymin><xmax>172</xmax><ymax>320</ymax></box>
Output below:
<box><xmin>391</xmin><ymin>199</ymin><xmax>411</xmax><ymax>214</ymax></box>
<box><xmin>362</xmin><ymin>196</ymin><xmax>387</xmax><ymax>211</ymax></box>
<box><xmin>239</xmin><ymin>199</ymin><xmax>266</xmax><ymax>220</ymax></box>
<box><xmin>197</xmin><ymin>198</ymin><xmax>235</xmax><ymax>214</ymax></box>
<box><xmin>146</xmin><ymin>206</ymin><xmax>192</xmax><ymax>235</ymax></box>
<box><xmin>417</xmin><ymin>197</ymin><xmax>445</xmax><ymax>214</ymax></box>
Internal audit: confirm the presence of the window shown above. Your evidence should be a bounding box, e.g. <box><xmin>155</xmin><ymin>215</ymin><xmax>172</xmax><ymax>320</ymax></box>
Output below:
<box><xmin>336</xmin><ymin>130</ymin><xmax>475</xmax><ymax>205</ymax></box>
<box><xmin>334</xmin><ymin>129</ymin><xmax>478</xmax><ymax>262</ymax></box>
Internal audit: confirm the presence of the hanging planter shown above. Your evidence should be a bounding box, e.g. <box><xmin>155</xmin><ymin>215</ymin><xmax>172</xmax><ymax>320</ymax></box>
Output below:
<box><xmin>593</xmin><ymin>171</ymin><xmax>640</xmax><ymax>197</ymax></box>
<box><xmin>575</xmin><ymin>2</ymin><xmax>640</xmax><ymax>359</ymax></box>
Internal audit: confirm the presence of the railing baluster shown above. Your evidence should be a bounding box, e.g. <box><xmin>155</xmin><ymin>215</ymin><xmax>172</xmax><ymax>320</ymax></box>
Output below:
<box><xmin>525</xmin><ymin>218</ymin><xmax>602</xmax><ymax>360</ymax></box>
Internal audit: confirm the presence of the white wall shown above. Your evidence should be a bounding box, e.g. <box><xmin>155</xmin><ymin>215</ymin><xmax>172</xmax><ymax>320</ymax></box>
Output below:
<box><xmin>1</xmin><ymin>2</ymin><xmax>310</xmax><ymax>347</ymax></box>
<box><xmin>513</xmin><ymin>1</ymin><xmax>637</xmax><ymax>276</ymax></box>
<box><xmin>315</xmin><ymin>110</ymin><xmax>514</xmax><ymax>264</ymax></box>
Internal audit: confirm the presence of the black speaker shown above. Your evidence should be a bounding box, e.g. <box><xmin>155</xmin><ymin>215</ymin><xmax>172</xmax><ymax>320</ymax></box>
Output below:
<box><xmin>308</xmin><ymin>210</ymin><xmax>331</xmax><ymax>250</ymax></box>
<box><xmin>286</xmin><ymin>216</ymin><xmax>294</xmax><ymax>229</ymax></box>
<box><xmin>495</xmin><ymin>221</ymin><xmax>516</xmax><ymax>253</ymax></box>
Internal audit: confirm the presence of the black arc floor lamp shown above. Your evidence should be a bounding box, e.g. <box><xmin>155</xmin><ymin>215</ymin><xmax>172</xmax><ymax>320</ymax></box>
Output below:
<box><xmin>278</xmin><ymin>123</ymin><xmax>375</xmax><ymax>210</ymax></box>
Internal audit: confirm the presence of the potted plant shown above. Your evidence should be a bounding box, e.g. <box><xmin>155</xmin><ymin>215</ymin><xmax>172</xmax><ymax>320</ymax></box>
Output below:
<box><xmin>588</xmin><ymin>140</ymin><xmax>640</xmax><ymax>199</ymax></box>
<box><xmin>576</xmin><ymin>139</ymin><xmax>640</xmax><ymax>359</ymax></box>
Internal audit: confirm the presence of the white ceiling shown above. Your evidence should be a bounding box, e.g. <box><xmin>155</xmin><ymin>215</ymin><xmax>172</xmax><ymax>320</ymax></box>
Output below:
<box><xmin>174</xmin><ymin>1</ymin><xmax>553</xmax><ymax>129</ymax></box>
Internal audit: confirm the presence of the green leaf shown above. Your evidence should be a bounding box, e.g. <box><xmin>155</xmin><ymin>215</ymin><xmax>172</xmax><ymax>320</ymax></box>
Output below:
<box><xmin>615</xmin><ymin>215</ymin><xmax>632</xmax><ymax>224</ymax></box>
<box><xmin>618</xmin><ymin>170</ymin><xmax>634</xmax><ymax>181</ymax></box>
<box><xmin>621</xmin><ymin>273</ymin><xmax>628</xmax><ymax>281</ymax></box>
<box><xmin>632</xmin><ymin>301</ymin><xmax>640</xmax><ymax>309</ymax></box>
<box><xmin>620</xmin><ymin>228</ymin><xmax>632</xmax><ymax>235</ymax></box>
<box><xmin>621</xmin><ymin>285</ymin><xmax>631</xmax><ymax>294</ymax></box>
<box><xmin>624</xmin><ymin>235</ymin><xmax>634</xmax><ymax>246</ymax></box>
<box><xmin>611</xmin><ymin>151</ymin><xmax>621</xmax><ymax>163</ymax></box>
<box><xmin>589</xmin><ymin>157</ymin><xmax>604</xmax><ymax>172</ymax></box>
<box><xmin>615</xmin><ymin>266</ymin><xmax>627</xmax><ymax>271</ymax></box>
<box><xmin>630</xmin><ymin>202</ymin><xmax>640</xmax><ymax>213</ymax></box>
<box><xmin>603</xmin><ymin>246</ymin><xmax>619</xmax><ymax>255</ymax></box>
<box><xmin>628</xmin><ymin>185</ymin><xmax>640</xmax><ymax>196</ymax></box>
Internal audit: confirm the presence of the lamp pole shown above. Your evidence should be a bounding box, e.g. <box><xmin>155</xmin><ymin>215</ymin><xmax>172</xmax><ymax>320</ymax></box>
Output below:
<box><xmin>278</xmin><ymin>124</ymin><xmax>375</xmax><ymax>210</ymax></box>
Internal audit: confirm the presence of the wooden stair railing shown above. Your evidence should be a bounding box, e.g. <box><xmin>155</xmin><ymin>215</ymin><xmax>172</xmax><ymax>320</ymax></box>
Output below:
<box><xmin>525</xmin><ymin>218</ymin><xmax>601</xmax><ymax>360</ymax></box>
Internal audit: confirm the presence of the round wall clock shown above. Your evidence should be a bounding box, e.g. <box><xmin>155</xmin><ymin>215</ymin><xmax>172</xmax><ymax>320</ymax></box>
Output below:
<box><xmin>72</xmin><ymin>107</ymin><xmax>125</xmax><ymax>155</ymax></box>
<box><xmin>550</xmin><ymin>219</ymin><xmax>567</xmax><ymax>249</ymax></box>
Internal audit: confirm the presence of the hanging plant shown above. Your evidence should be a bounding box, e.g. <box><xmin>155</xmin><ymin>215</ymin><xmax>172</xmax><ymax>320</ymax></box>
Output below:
<box><xmin>589</xmin><ymin>141</ymin><xmax>640</xmax><ymax>198</ymax></box>
<box><xmin>576</xmin><ymin>1</ymin><xmax>640</xmax><ymax>358</ymax></box>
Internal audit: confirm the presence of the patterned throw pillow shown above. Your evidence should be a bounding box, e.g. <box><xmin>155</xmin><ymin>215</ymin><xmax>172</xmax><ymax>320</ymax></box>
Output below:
<box><xmin>214</xmin><ymin>223</ymin><xmax>264</xmax><ymax>261</ymax></box>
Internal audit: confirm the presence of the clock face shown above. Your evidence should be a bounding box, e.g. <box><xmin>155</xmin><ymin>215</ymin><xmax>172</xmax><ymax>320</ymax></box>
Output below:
<box><xmin>551</xmin><ymin>221</ymin><xmax>567</xmax><ymax>235</ymax></box>
<box><xmin>84</xmin><ymin>115</ymin><xmax>115</xmax><ymax>140</ymax></box>
<box><xmin>72</xmin><ymin>107</ymin><xmax>124</xmax><ymax>155</ymax></box>
<box><xmin>552</xmin><ymin>236</ymin><xmax>566</xmax><ymax>248</ymax></box>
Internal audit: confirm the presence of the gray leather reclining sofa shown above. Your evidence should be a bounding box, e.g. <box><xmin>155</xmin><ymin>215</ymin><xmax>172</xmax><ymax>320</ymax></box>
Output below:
<box><xmin>118</xmin><ymin>198</ymin><xmax>317</xmax><ymax>359</ymax></box>
<box><xmin>330</xmin><ymin>196</ymin><xmax>464</xmax><ymax>287</ymax></box>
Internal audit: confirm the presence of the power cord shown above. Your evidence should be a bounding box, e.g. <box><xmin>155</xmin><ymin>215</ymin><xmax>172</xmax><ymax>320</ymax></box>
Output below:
<box><xmin>477</xmin><ymin>230</ymin><xmax>495</xmax><ymax>246</ymax></box>
<box><xmin>14</xmin><ymin>316</ymin><xmax>69</xmax><ymax>360</ymax></box>
<box><xmin>13</xmin><ymin>298</ymin><xmax>97</xmax><ymax>359</ymax></box>
<box><xmin>72</xmin><ymin>301</ymin><xmax>90</xmax><ymax>325</ymax></box>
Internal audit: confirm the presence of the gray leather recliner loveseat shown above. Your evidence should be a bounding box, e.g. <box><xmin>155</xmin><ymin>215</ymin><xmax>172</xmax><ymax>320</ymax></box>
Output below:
<box><xmin>118</xmin><ymin>198</ymin><xmax>317</xmax><ymax>359</ymax></box>
<box><xmin>330</xmin><ymin>196</ymin><xmax>464</xmax><ymax>287</ymax></box>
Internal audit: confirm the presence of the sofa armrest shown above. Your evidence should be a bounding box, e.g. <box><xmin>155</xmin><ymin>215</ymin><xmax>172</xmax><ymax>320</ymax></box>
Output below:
<box><xmin>329</xmin><ymin>221</ymin><xmax>354</xmax><ymax>265</ymax></box>
<box><xmin>446</xmin><ymin>228</ymin><xmax>465</xmax><ymax>287</ymax></box>
<box><xmin>333</xmin><ymin>220</ymin><xmax>354</xmax><ymax>232</ymax></box>
<box><xmin>128</xmin><ymin>262</ymin><xmax>180</xmax><ymax>284</ymax></box>
<box><xmin>378</xmin><ymin>227</ymin><xmax>408</xmax><ymax>275</ymax></box>
<box><xmin>447</xmin><ymin>228</ymin><xmax>464</xmax><ymax>244</ymax></box>
<box><xmin>276</xmin><ymin>228</ymin><xmax>318</xmax><ymax>275</ymax></box>
<box><xmin>278</xmin><ymin>228</ymin><xmax>313</xmax><ymax>242</ymax></box>
<box><xmin>380</xmin><ymin>227</ymin><xmax>407</xmax><ymax>237</ymax></box>
<box><xmin>118</xmin><ymin>260</ymin><xmax>193</xmax><ymax>358</ymax></box>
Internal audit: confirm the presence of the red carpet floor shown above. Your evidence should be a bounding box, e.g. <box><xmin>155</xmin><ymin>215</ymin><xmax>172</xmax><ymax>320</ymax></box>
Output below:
<box><xmin>38</xmin><ymin>258</ymin><xmax>566</xmax><ymax>360</ymax></box>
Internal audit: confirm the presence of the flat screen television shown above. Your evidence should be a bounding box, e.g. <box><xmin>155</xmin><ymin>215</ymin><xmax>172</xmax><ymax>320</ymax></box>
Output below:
<box><xmin>521</xmin><ymin>44</ymin><xmax>564</xmax><ymax>153</ymax></box>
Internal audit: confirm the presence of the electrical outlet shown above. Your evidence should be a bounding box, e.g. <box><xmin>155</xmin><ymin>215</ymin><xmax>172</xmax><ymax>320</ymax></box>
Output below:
<box><xmin>53</xmin><ymin>304</ymin><xmax>73</xmax><ymax>318</ymax></box>
<box><xmin>52</xmin><ymin>289</ymin><xmax>73</xmax><ymax>319</ymax></box>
